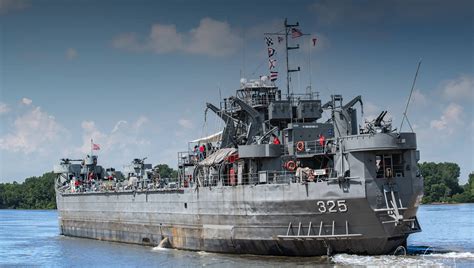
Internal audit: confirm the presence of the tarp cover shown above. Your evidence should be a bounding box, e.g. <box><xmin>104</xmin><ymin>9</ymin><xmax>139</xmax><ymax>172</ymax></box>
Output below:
<box><xmin>190</xmin><ymin>131</ymin><xmax>223</xmax><ymax>144</ymax></box>
<box><xmin>198</xmin><ymin>148</ymin><xmax>237</xmax><ymax>166</ymax></box>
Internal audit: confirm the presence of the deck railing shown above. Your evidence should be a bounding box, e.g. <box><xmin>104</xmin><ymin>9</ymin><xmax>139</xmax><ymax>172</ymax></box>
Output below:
<box><xmin>178</xmin><ymin>151</ymin><xmax>199</xmax><ymax>166</ymax></box>
<box><xmin>284</xmin><ymin>139</ymin><xmax>336</xmax><ymax>156</ymax></box>
<box><xmin>195</xmin><ymin>169</ymin><xmax>336</xmax><ymax>188</ymax></box>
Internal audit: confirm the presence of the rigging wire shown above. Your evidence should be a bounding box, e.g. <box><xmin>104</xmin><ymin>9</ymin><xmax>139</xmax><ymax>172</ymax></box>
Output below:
<box><xmin>400</xmin><ymin>59</ymin><xmax>422</xmax><ymax>133</ymax></box>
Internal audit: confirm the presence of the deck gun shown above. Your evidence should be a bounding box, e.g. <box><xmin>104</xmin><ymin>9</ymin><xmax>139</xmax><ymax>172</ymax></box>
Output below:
<box><xmin>374</xmin><ymin>111</ymin><xmax>387</xmax><ymax>127</ymax></box>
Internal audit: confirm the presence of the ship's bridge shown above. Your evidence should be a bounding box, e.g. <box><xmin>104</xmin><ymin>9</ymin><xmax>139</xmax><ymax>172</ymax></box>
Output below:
<box><xmin>221</xmin><ymin>77</ymin><xmax>281</xmax><ymax>111</ymax></box>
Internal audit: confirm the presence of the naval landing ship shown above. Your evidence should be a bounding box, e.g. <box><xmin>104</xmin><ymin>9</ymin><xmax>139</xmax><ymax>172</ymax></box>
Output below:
<box><xmin>54</xmin><ymin>20</ymin><xmax>423</xmax><ymax>256</ymax></box>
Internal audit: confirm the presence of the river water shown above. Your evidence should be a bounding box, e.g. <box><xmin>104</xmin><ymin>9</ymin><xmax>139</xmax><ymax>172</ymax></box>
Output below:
<box><xmin>0</xmin><ymin>204</ymin><xmax>473</xmax><ymax>267</ymax></box>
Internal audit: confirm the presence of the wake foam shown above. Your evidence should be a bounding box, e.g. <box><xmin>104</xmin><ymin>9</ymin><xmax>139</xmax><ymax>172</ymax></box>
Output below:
<box><xmin>427</xmin><ymin>252</ymin><xmax>474</xmax><ymax>259</ymax></box>
<box><xmin>332</xmin><ymin>254</ymin><xmax>439</xmax><ymax>266</ymax></box>
<box><xmin>332</xmin><ymin>251</ymin><xmax>474</xmax><ymax>266</ymax></box>
<box><xmin>151</xmin><ymin>246</ymin><xmax>169</xmax><ymax>251</ymax></box>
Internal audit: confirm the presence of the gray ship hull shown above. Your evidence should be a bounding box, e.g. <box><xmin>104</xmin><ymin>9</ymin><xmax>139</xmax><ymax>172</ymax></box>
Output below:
<box><xmin>56</xmin><ymin>176</ymin><xmax>423</xmax><ymax>256</ymax></box>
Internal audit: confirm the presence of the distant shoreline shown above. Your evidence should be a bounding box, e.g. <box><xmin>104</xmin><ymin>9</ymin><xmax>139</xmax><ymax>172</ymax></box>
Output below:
<box><xmin>423</xmin><ymin>202</ymin><xmax>471</xmax><ymax>205</ymax></box>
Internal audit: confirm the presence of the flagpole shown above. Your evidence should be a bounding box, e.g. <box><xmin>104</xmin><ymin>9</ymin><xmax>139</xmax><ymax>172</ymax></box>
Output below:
<box><xmin>309</xmin><ymin>35</ymin><xmax>312</xmax><ymax>96</ymax></box>
<box><xmin>90</xmin><ymin>138</ymin><xmax>93</xmax><ymax>157</ymax></box>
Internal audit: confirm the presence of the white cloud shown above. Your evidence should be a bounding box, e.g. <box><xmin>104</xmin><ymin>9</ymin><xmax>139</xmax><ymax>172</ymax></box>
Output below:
<box><xmin>363</xmin><ymin>101</ymin><xmax>381</xmax><ymax>121</ymax></box>
<box><xmin>111</xmin><ymin>120</ymin><xmax>126</xmax><ymax>133</ymax></box>
<box><xmin>178</xmin><ymin>118</ymin><xmax>193</xmax><ymax>129</ymax></box>
<box><xmin>185</xmin><ymin>18</ymin><xmax>242</xmax><ymax>56</ymax></box>
<box><xmin>441</xmin><ymin>74</ymin><xmax>473</xmax><ymax>101</ymax></box>
<box><xmin>78</xmin><ymin>120</ymin><xmax>106</xmax><ymax>153</ymax></box>
<box><xmin>430</xmin><ymin>103</ymin><xmax>464</xmax><ymax>133</ymax></box>
<box><xmin>0</xmin><ymin>106</ymin><xmax>65</xmax><ymax>154</ymax></box>
<box><xmin>111</xmin><ymin>33</ymin><xmax>142</xmax><ymax>51</ymax></box>
<box><xmin>134</xmin><ymin>116</ymin><xmax>149</xmax><ymax>128</ymax></box>
<box><xmin>66</xmin><ymin>48</ymin><xmax>78</xmax><ymax>60</ymax></box>
<box><xmin>112</xmin><ymin>17</ymin><xmax>242</xmax><ymax>57</ymax></box>
<box><xmin>77</xmin><ymin>116</ymin><xmax>151</xmax><ymax>156</ymax></box>
<box><xmin>21</xmin><ymin>97</ymin><xmax>32</xmax><ymax>105</ymax></box>
<box><xmin>0</xmin><ymin>102</ymin><xmax>10</xmax><ymax>115</ymax></box>
<box><xmin>411</xmin><ymin>89</ymin><xmax>428</xmax><ymax>106</ymax></box>
<box><xmin>148</xmin><ymin>24</ymin><xmax>184</xmax><ymax>53</ymax></box>
<box><xmin>0</xmin><ymin>0</ymin><xmax>30</xmax><ymax>15</ymax></box>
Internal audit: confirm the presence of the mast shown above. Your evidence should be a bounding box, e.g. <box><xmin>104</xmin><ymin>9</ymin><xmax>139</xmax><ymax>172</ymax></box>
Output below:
<box><xmin>284</xmin><ymin>18</ymin><xmax>301</xmax><ymax>100</ymax></box>
<box><xmin>265</xmin><ymin>18</ymin><xmax>301</xmax><ymax>100</ymax></box>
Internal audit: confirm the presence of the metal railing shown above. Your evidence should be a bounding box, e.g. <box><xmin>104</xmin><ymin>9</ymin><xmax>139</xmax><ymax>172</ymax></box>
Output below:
<box><xmin>196</xmin><ymin>170</ymin><xmax>296</xmax><ymax>187</ymax></box>
<box><xmin>295</xmin><ymin>167</ymin><xmax>337</xmax><ymax>182</ymax></box>
<box><xmin>57</xmin><ymin>167</ymin><xmax>339</xmax><ymax>194</ymax></box>
<box><xmin>178</xmin><ymin>151</ymin><xmax>200</xmax><ymax>166</ymax></box>
<box><xmin>220</xmin><ymin>98</ymin><xmax>275</xmax><ymax>113</ymax></box>
<box><xmin>56</xmin><ymin>173</ymin><xmax>179</xmax><ymax>194</ymax></box>
<box><xmin>194</xmin><ymin>169</ymin><xmax>337</xmax><ymax>188</ymax></box>
<box><xmin>284</xmin><ymin>140</ymin><xmax>336</xmax><ymax>156</ymax></box>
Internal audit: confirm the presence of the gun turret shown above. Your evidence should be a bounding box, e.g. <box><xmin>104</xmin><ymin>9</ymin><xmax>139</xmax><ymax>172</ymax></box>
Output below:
<box><xmin>374</xmin><ymin>111</ymin><xmax>388</xmax><ymax>127</ymax></box>
<box><xmin>60</xmin><ymin>158</ymin><xmax>82</xmax><ymax>164</ymax></box>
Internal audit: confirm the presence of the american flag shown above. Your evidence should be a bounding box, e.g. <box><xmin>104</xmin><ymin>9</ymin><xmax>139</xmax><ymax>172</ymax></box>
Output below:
<box><xmin>291</xmin><ymin>28</ymin><xmax>303</xmax><ymax>38</ymax></box>
<box><xmin>91</xmin><ymin>140</ymin><xmax>100</xmax><ymax>151</ymax></box>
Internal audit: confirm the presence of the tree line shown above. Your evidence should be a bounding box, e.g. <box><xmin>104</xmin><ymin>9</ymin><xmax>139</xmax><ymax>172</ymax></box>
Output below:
<box><xmin>0</xmin><ymin>162</ymin><xmax>472</xmax><ymax>209</ymax></box>
<box><xmin>0</xmin><ymin>172</ymin><xmax>57</xmax><ymax>209</ymax></box>
<box><xmin>419</xmin><ymin>162</ymin><xmax>474</xmax><ymax>203</ymax></box>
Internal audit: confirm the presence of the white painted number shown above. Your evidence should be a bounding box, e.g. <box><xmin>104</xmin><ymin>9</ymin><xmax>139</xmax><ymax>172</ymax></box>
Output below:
<box><xmin>337</xmin><ymin>200</ymin><xmax>348</xmax><ymax>212</ymax></box>
<box><xmin>316</xmin><ymin>200</ymin><xmax>348</xmax><ymax>213</ymax></box>
<box><xmin>316</xmin><ymin>201</ymin><xmax>326</xmax><ymax>213</ymax></box>
<box><xmin>327</xmin><ymin>200</ymin><xmax>337</xmax><ymax>213</ymax></box>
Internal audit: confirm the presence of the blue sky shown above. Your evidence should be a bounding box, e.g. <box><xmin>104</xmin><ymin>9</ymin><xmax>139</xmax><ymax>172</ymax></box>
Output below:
<box><xmin>0</xmin><ymin>0</ymin><xmax>472</xmax><ymax>183</ymax></box>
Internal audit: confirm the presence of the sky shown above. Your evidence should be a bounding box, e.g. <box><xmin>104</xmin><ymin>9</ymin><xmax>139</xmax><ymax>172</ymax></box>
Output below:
<box><xmin>0</xmin><ymin>0</ymin><xmax>472</xmax><ymax>183</ymax></box>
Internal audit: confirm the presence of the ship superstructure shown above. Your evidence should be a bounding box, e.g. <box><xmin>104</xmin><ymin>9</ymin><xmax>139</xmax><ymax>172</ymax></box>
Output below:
<box><xmin>54</xmin><ymin>20</ymin><xmax>423</xmax><ymax>256</ymax></box>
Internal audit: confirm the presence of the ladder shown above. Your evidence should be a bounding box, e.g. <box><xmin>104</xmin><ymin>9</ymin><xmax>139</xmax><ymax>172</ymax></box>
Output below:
<box><xmin>277</xmin><ymin>220</ymin><xmax>362</xmax><ymax>240</ymax></box>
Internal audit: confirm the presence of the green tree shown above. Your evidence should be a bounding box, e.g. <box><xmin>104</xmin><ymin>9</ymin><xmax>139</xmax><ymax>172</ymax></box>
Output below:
<box><xmin>153</xmin><ymin>164</ymin><xmax>178</xmax><ymax>179</ymax></box>
<box><xmin>0</xmin><ymin>172</ymin><xmax>56</xmax><ymax>209</ymax></box>
<box><xmin>451</xmin><ymin>173</ymin><xmax>474</xmax><ymax>203</ymax></box>
<box><xmin>419</xmin><ymin>162</ymin><xmax>467</xmax><ymax>203</ymax></box>
<box><xmin>429</xmin><ymin>183</ymin><xmax>449</xmax><ymax>202</ymax></box>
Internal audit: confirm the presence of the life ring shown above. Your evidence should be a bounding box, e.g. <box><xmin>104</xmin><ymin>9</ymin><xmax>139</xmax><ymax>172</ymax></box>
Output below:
<box><xmin>286</xmin><ymin>160</ymin><xmax>296</xmax><ymax>171</ymax></box>
<box><xmin>296</xmin><ymin>141</ymin><xmax>305</xmax><ymax>152</ymax></box>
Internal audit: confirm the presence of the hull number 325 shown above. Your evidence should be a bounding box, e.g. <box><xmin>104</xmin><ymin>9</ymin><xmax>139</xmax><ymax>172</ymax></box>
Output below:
<box><xmin>316</xmin><ymin>200</ymin><xmax>348</xmax><ymax>213</ymax></box>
